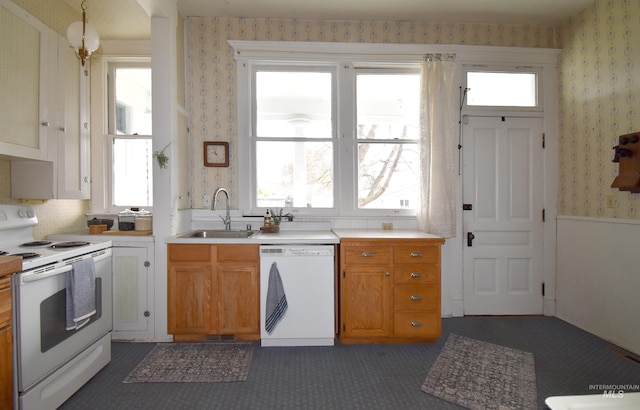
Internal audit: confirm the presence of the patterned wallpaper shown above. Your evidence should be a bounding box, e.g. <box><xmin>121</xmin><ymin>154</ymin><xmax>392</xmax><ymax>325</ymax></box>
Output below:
<box><xmin>185</xmin><ymin>17</ymin><xmax>558</xmax><ymax>209</ymax></box>
<box><xmin>558</xmin><ymin>0</ymin><xmax>640</xmax><ymax>219</ymax></box>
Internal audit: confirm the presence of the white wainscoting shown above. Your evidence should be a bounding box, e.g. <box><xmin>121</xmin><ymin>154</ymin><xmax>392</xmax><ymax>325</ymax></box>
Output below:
<box><xmin>556</xmin><ymin>216</ymin><xmax>640</xmax><ymax>355</ymax></box>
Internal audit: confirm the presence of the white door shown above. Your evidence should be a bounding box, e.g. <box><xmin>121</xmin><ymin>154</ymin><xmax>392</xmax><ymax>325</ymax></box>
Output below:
<box><xmin>462</xmin><ymin>116</ymin><xmax>544</xmax><ymax>314</ymax></box>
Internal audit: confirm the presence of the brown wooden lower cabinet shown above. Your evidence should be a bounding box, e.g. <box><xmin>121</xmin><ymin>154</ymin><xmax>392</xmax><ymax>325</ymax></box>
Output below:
<box><xmin>167</xmin><ymin>244</ymin><xmax>259</xmax><ymax>341</ymax></box>
<box><xmin>339</xmin><ymin>237</ymin><xmax>444</xmax><ymax>344</ymax></box>
<box><xmin>1</xmin><ymin>257</ymin><xmax>22</xmax><ymax>409</ymax></box>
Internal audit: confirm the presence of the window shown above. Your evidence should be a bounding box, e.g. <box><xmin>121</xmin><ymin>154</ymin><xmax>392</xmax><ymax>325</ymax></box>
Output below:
<box><xmin>248</xmin><ymin>64</ymin><xmax>420</xmax><ymax>215</ymax></box>
<box><xmin>465</xmin><ymin>69</ymin><xmax>539</xmax><ymax>108</ymax></box>
<box><xmin>356</xmin><ymin>71</ymin><xmax>420</xmax><ymax>210</ymax></box>
<box><xmin>107</xmin><ymin>62</ymin><xmax>153</xmax><ymax>209</ymax></box>
<box><xmin>254</xmin><ymin>69</ymin><xmax>334</xmax><ymax>208</ymax></box>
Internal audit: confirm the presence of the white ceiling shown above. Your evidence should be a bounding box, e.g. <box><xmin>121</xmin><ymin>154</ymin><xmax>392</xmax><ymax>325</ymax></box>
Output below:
<box><xmin>74</xmin><ymin>0</ymin><xmax>593</xmax><ymax>41</ymax></box>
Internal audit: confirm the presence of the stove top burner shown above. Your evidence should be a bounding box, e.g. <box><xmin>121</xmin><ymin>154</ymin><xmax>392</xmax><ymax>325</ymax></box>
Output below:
<box><xmin>10</xmin><ymin>252</ymin><xmax>40</xmax><ymax>259</ymax></box>
<box><xmin>49</xmin><ymin>241</ymin><xmax>90</xmax><ymax>249</ymax></box>
<box><xmin>21</xmin><ymin>241</ymin><xmax>53</xmax><ymax>247</ymax></box>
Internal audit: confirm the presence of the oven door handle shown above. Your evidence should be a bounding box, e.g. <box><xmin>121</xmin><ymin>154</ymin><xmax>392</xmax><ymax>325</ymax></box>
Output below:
<box><xmin>21</xmin><ymin>250</ymin><xmax>111</xmax><ymax>283</ymax></box>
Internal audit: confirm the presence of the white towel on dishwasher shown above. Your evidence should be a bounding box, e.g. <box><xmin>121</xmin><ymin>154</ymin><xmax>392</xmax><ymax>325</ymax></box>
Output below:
<box><xmin>65</xmin><ymin>258</ymin><xmax>96</xmax><ymax>331</ymax></box>
<box><xmin>265</xmin><ymin>261</ymin><xmax>288</xmax><ymax>334</ymax></box>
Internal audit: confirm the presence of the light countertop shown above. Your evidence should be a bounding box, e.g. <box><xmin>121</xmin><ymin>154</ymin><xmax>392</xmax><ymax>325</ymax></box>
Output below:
<box><xmin>166</xmin><ymin>230</ymin><xmax>340</xmax><ymax>245</ymax></box>
<box><xmin>49</xmin><ymin>230</ymin><xmax>154</xmax><ymax>244</ymax></box>
<box><xmin>333</xmin><ymin>229</ymin><xmax>444</xmax><ymax>242</ymax></box>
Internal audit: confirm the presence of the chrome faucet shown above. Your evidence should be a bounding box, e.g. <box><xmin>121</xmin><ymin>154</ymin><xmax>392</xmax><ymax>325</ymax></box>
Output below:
<box><xmin>213</xmin><ymin>187</ymin><xmax>231</xmax><ymax>230</ymax></box>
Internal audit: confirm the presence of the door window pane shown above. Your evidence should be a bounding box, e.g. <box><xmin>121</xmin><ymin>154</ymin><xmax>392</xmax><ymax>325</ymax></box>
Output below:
<box><xmin>466</xmin><ymin>71</ymin><xmax>537</xmax><ymax>107</ymax></box>
<box><xmin>256</xmin><ymin>141</ymin><xmax>333</xmax><ymax>208</ymax></box>
<box><xmin>255</xmin><ymin>71</ymin><xmax>332</xmax><ymax>138</ymax></box>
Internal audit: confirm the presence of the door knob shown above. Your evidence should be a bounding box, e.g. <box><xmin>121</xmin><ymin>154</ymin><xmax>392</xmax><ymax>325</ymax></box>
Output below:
<box><xmin>467</xmin><ymin>232</ymin><xmax>475</xmax><ymax>247</ymax></box>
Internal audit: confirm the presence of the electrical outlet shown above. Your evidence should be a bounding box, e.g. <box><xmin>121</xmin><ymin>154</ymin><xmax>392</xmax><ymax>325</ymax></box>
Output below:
<box><xmin>607</xmin><ymin>194</ymin><xmax>618</xmax><ymax>208</ymax></box>
<box><xmin>203</xmin><ymin>193</ymin><xmax>211</xmax><ymax>208</ymax></box>
<box><xmin>382</xmin><ymin>222</ymin><xmax>393</xmax><ymax>230</ymax></box>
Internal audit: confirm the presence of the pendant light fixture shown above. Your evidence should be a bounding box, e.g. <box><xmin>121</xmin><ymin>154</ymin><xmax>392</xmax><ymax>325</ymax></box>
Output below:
<box><xmin>66</xmin><ymin>0</ymin><xmax>100</xmax><ymax>66</ymax></box>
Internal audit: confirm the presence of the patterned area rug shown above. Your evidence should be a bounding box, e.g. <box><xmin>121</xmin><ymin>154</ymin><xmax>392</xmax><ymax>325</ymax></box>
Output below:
<box><xmin>123</xmin><ymin>343</ymin><xmax>253</xmax><ymax>383</ymax></box>
<box><xmin>421</xmin><ymin>334</ymin><xmax>537</xmax><ymax>410</ymax></box>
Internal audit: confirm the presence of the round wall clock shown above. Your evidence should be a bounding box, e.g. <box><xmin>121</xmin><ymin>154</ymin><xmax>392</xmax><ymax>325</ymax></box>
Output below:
<box><xmin>204</xmin><ymin>141</ymin><xmax>229</xmax><ymax>167</ymax></box>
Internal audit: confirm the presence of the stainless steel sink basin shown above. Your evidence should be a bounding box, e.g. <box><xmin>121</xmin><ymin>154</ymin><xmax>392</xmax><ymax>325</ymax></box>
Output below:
<box><xmin>178</xmin><ymin>230</ymin><xmax>255</xmax><ymax>239</ymax></box>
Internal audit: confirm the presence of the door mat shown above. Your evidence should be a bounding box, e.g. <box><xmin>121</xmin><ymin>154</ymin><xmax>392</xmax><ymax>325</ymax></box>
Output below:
<box><xmin>421</xmin><ymin>334</ymin><xmax>537</xmax><ymax>410</ymax></box>
<box><xmin>123</xmin><ymin>342</ymin><xmax>253</xmax><ymax>383</ymax></box>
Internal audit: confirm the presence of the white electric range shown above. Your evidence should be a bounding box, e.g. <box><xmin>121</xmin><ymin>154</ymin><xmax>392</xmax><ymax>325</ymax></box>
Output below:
<box><xmin>0</xmin><ymin>204</ymin><xmax>112</xmax><ymax>410</ymax></box>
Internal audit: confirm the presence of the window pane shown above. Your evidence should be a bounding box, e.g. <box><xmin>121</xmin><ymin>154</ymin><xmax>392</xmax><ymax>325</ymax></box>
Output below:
<box><xmin>256</xmin><ymin>71</ymin><xmax>332</xmax><ymax>138</ymax></box>
<box><xmin>256</xmin><ymin>141</ymin><xmax>333</xmax><ymax>208</ymax></box>
<box><xmin>115</xmin><ymin>68</ymin><xmax>152</xmax><ymax>134</ymax></box>
<box><xmin>358</xmin><ymin>142</ymin><xmax>419</xmax><ymax>209</ymax></box>
<box><xmin>357</xmin><ymin>74</ymin><xmax>420</xmax><ymax>140</ymax></box>
<box><xmin>466</xmin><ymin>72</ymin><xmax>537</xmax><ymax>107</ymax></box>
<box><xmin>113</xmin><ymin>138</ymin><xmax>153</xmax><ymax>206</ymax></box>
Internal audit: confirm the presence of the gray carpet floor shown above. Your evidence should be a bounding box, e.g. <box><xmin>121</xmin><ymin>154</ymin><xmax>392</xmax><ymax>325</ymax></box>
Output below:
<box><xmin>59</xmin><ymin>316</ymin><xmax>640</xmax><ymax>409</ymax></box>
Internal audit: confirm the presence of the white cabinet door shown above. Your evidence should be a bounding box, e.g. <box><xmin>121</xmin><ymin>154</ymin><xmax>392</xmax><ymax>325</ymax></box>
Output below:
<box><xmin>0</xmin><ymin>0</ymin><xmax>54</xmax><ymax>160</ymax></box>
<box><xmin>111</xmin><ymin>244</ymin><xmax>154</xmax><ymax>340</ymax></box>
<box><xmin>56</xmin><ymin>35</ymin><xmax>90</xmax><ymax>199</ymax></box>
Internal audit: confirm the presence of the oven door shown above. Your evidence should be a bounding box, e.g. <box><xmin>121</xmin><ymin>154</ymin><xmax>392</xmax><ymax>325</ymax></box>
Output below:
<box><xmin>13</xmin><ymin>248</ymin><xmax>112</xmax><ymax>393</ymax></box>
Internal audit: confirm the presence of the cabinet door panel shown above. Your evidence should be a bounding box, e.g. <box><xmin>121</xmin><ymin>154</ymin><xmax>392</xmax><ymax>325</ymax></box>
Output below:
<box><xmin>217</xmin><ymin>263</ymin><xmax>258</xmax><ymax>334</ymax></box>
<box><xmin>0</xmin><ymin>277</ymin><xmax>10</xmax><ymax>328</ymax></box>
<box><xmin>0</xmin><ymin>326</ymin><xmax>12</xmax><ymax>409</ymax></box>
<box><xmin>112</xmin><ymin>246</ymin><xmax>148</xmax><ymax>334</ymax></box>
<box><xmin>168</xmin><ymin>265</ymin><xmax>213</xmax><ymax>334</ymax></box>
<box><xmin>0</xmin><ymin>2</ymin><xmax>50</xmax><ymax>160</ymax></box>
<box><xmin>341</xmin><ymin>266</ymin><xmax>393</xmax><ymax>338</ymax></box>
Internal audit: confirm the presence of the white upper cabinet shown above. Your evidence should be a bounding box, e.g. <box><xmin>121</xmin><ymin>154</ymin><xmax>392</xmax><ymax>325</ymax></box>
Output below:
<box><xmin>4</xmin><ymin>0</ymin><xmax>91</xmax><ymax>200</ymax></box>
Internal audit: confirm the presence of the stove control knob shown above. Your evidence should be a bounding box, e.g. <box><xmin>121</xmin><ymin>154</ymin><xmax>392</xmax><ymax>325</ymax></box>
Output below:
<box><xmin>26</xmin><ymin>210</ymin><xmax>35</xmax><ymax>218</ymax></box>
<box><xmin>18</xmin><ymin>210</ymin><xmax>26</xmax><ymax>218</ymax></box>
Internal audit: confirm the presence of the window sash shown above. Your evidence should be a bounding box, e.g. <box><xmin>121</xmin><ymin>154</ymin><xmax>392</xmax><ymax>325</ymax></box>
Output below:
<box><xmin>247</xmin><ymin>63</ymin><xmax>420</xmax><ymax>216</ymax></box>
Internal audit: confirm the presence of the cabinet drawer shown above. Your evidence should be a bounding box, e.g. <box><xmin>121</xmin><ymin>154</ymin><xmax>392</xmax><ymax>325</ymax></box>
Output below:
<box><xmin>394</xmin><ymin>311</ymin><xmax>441</xmax><ymax>338</ymax></box>
<box><xmin>0</xmin><ymin>278</ymin><xmax>10</xmax><ymax>329</ymax></box>
<box><xmin>344</xmin><ymin>246</ymin><xmax>391</xmax><ymax>265</ymax></box>
<box><xmin>168</xmin><ymin>245</ymin><xmax>211</xmax><ymax>262</ymax></box>
<box><xmin>218</xmin><ymin>245</ymin><xmax>258</xmax><ymax>262</ymax></box>
<box><xmin>393</xmin><ymin>286</ymin><xmax>439</xmax><ymax>311</ymax></box>
<box><xmin>393</xmin><ymin>245</ymin><xmax>439</xmax><ymax>264</ymax></box>
<box><xmin>394</xmin><ymin>266</ymin><xmax>439</xmax><ymax>285</ymax></box>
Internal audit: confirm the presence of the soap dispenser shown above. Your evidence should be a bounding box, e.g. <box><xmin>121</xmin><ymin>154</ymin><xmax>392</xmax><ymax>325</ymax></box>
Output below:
<box><xmin>264</xmin><ymin>209</ymin><xmax>272</xmax><ymax>227</ymax></box>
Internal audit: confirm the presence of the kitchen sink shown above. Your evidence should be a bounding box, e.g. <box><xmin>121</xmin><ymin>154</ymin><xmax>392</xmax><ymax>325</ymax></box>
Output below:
<box><xmin>178</xmin><ymin>230</ymin><xmax>255</xmax><ymax>239</ymax></box>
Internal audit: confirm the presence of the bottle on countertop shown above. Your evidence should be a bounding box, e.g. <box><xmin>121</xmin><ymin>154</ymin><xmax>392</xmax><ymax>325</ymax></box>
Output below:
<box><xmin>264</xmin><ymin>209</ymin><xmax>272</xmax><ymax>227</ymax></box>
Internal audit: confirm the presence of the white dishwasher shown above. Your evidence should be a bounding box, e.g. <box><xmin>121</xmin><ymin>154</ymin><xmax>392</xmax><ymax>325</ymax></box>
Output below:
<box><xmin>259</xmin><ymin>245</ymin><xmax>335</xmax><ymax>347</ymax></box>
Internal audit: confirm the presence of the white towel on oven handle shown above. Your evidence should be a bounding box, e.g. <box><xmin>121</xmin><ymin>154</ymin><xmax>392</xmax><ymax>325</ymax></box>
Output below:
<box><xmin>65</xmin><ymin>258</ymin><xmax>97</xmax><ymax>331</ymax></box>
